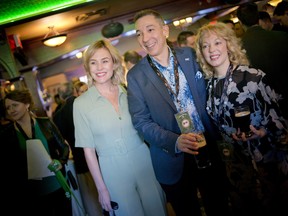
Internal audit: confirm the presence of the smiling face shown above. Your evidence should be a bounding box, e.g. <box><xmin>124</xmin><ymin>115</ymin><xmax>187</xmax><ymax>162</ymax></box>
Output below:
<box><xmin>201</xmin><ymin>32</ymin><xmax>230</xmax><ymax>76</ymax></box>
<box><xmin>88</xmin><ymin>47</ymin><xmax>115</xmax><ymax>85</ymax></box>
<box><xmin>135</xmin><ymin>14</ymin><xmax>169</xmax><ymax>59</ymax></box>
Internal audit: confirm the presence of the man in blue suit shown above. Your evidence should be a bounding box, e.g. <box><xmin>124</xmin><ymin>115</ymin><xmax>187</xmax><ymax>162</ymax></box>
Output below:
<box><xmin>127</xmin><ymin>9</ymin><xmax>230</xmax><ymax>216</ymax></box>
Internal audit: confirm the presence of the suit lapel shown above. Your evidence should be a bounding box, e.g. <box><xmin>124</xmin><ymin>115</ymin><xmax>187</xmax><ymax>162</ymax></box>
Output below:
<box><xmin>176</xmin><ymin>49</ymin><xmax>203</xmax><ymax>115</ymax></box>
<box><xmin>141</xmin><ymin>58</ymin><xmax>177</xmax><ymax>111</ymax></box>
<box><xmin>177</xmin><ymin>50</ymin><xmax>198</xmax><ymax>96</ymax></box>
<box><xmin>140</xmin><ymin>48</ymin><xmax>202</xmax><ymax>113</ymax></box>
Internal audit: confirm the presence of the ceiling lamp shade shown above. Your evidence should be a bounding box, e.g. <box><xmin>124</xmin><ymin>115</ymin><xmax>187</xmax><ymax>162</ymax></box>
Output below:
<box><xmin>101</xmin><ymin>21</ymin><xmax>124</xmax><ymax>38</ymax></box>
<box><xmin>42</xmin><ymin>26</ymin><xmax>67</xmax><ymax>47</ymax></box>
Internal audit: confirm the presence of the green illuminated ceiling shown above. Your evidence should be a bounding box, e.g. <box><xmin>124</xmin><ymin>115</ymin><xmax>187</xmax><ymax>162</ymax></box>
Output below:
<box><xmin>0</xmin><ymin>0</ymin><xmax>96</xmax><ymax>26</ymax></box>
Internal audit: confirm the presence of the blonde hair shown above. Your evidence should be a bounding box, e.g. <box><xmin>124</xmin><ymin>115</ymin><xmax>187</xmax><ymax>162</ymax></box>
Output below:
<box><xmin>195</xmin><ymin>22</ymin><xmax>249</xmax><ymax>78</ymax></box>
<box><xmin>83</xmin><ymin>39</ymin><xmax>125</xmax><ymax>86</ymax></box>
<box><xmin>73</xmin><ymin>81</ymin><xmax>87</xmax><ymax>95</ymax></box>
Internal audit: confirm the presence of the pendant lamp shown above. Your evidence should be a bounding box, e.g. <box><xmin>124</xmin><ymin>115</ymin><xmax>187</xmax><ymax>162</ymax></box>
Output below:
<box><xmin>101</xmin><ymin>21</ymin><xmax>124</xmax><ymax>38</ymax></box>
<box><xmin>42</xmin><ymin>26</ymin><xmax>67</xmax><ymax>47</ymax></box>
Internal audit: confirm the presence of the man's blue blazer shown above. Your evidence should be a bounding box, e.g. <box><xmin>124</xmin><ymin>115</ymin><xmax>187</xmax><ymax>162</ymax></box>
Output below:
<box><xmin>127</xmin><ymin>47</ymin><xmax>217</xmax><ymax>185</ymax></box>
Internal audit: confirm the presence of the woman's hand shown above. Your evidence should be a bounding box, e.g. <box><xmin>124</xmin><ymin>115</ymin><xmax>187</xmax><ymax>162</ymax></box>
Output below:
<box><xmin>177</xmin><ymin>133</ymin><xmax>203</xmax><ymax>155</ymax></box>
<box><xmin>98</xmin><ymin>188</ymin><xmax>112</xmax><ymax>212</ymax></box>
<box><xmin>232</xmin><ymin>125</ymin><xmax>267</xmax><ymax>142</ymax></box>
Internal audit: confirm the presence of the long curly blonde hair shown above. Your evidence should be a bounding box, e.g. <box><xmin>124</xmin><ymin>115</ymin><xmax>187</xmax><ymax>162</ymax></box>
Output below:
<box><xmin>195</xmin><ymin>22</ymin><xmax>249</xmax><ymax>78</ymax></box>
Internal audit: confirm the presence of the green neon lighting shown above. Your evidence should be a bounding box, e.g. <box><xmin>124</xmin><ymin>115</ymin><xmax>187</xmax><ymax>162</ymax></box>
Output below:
<box><xmin>0</xmin><ymin>0</ymin><xmax>95</xmax><ymax>25</ymax></box>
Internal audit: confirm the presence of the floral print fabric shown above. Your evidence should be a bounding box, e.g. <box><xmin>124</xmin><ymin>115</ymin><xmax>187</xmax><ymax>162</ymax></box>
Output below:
<box><xmin>150</xmin><ymin>49</ymin><xmax>205</xmax><ymax>132</ymax></box>
<box><xmin>206</xmin><ymin>65</ymin><xmax>288</xmax><ymax>214</ymax></box>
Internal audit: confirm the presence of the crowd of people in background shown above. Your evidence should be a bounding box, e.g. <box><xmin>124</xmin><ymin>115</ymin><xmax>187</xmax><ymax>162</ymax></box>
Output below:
<box><xmin>237</xmin><ymin>2</ymin><xmax>288</xmax><ymax>119</ymax></box>
<box><xmin>1</xmin><ymin>1</ymin><xmax>288</xmax><ymax>216</ymax></box>
<box><xmin>53</xmin><ymin>81</ymin><xmax>102</xmax><ymax>216</ymax></box>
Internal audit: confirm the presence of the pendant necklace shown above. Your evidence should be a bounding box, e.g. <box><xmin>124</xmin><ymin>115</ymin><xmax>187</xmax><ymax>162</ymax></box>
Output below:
<box><xmin>209</xmin><ymin>63</ymin><xmax>233</xmax><ymax>128</ymax></box>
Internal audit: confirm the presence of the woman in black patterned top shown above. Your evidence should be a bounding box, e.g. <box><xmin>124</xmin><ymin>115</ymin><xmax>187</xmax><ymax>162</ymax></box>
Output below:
<box><xmin>194</xmin><ymin>22</ymin><xmax>288</xmax><ymax>216</ymax></box>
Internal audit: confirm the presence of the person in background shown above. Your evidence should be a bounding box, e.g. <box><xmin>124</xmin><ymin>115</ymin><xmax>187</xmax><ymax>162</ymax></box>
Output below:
<box><xmin>261</xmin><ymin>2</ymin><xmax>275</xmax><ymax>18</ymax></box>
<box><xmin>222</xmin><ymin>19</ymin><xmax>235</xmax><ymax>30</ymax></box>
<box><xmin>258</xmin><ymin>11</ymin><xmax>274</xmax><ymax>31</ymax></box>
<box><xmin>53</xmin><ymin>82</ymin><xmax>101</xmax><ymax>216</ymax></box>
<box><xmin>52</xmin><ymin>93</ymin><xmax>64</xmax><ymax>116</ymax></box>
<box><xmin>223</xmin><ymin>19</ymin><xmax>245</xmax><ymax>38</ymax></box>
<box><xmin>233</xmin><ymin>22</ymin><xmax>245</xmax><ymax>38</ymax></box>
<box><xmin>127</xmin><ymin>9</ymin><xmax>230</xmax><ymax>216</ymax></box>
<box><xmin>1</xmin><ymin>89</ymin><xmax>71</xmax><ymax>216</ymax></box>
<box><xmin>73</xmin><ymin>39</ymin><xmax>167</xmax><ymax>216</ymax></box>
<box><xmin>273</xmin><ymin>1</ymin><xmax>288</xmax><ymax>33</ymax></box>
<box><xmin>123</xmin><ymin>50</ymin><xmax>142</xmax><ymax>71</ymax></box>
<box><xmin>0</xmin><ymin>98</ymin><xmax>11</xmax><ymax>127</ymax></box>
<box><xmin>177</xmin><ymin>30</ymin><xmax>196</xmax><ymax>48</ymax></box>
<box><xmin>237</xmin><ymin>2</ymin><xmax>288</xmax><ymax>119</ymax></box>
<box><xmin>123</xmin><ymin>50</ymin><xmax>142</xmax><ymax>87</ymax></box>
<box><xmin>194</xmin><ymin>22</ymin><xmax>288</xmax><ymax>216</ymax></box>
<box><xmin>73</xmin><ymin>81</ymin><xmax>88</xmax><ymax>97</ymax></box>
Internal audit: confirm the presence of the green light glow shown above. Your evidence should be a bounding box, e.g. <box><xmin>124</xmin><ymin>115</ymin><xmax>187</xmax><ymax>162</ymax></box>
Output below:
<box><xmin>0</xmin><ymin>0</ymin><xmax>95</xmax><ymax>25</ymax></box>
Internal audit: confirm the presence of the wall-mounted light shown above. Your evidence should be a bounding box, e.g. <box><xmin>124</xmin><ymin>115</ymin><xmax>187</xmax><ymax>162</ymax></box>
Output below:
<box><xmin>173</xmin><ymin>17</ymin><xmax>193</xmax><ymax>28</ymax></box>
<box><xmin>42</xmin><ymin>26</ymin><xmax>67</xmax><ymax>47</ymax></box>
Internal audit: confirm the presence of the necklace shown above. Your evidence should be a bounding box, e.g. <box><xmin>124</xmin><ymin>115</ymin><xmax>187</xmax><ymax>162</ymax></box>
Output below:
<box><xmin>209</xmin><ymin>63</ymin><xmax>233</xmax><ymax>127</ymax></box>
<box><xmin>147</xmin><ymin>47</ymin><xmax>181</xmax><ymax>110</ymax></box>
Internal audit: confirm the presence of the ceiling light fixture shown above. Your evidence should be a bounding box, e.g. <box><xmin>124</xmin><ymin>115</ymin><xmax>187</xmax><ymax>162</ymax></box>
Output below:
<box><xmin>42</xmin><ymin>26</ymin><xmax>67</xmax><ymax>47</ymax></box>
<box><xmin>101</xmin><ymin>21</ymin><xmax>124</xmax><ymax>38</ymax></box>
<box><xmin>173</xmin><ymin>17</ymin><xmax>193</xmax><ymax>29</ymax></box>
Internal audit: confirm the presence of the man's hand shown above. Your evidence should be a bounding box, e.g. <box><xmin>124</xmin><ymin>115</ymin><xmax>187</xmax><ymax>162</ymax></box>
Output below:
<box><xmin>177</xmin><ymin>133</ymin><xmax>204</xmax><ymax>155</ymax></box>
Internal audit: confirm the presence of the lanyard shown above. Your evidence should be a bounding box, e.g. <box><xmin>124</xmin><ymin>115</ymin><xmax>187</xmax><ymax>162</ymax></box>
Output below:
<box><xmin>147</xmin><ymin>48</ymin><xmax>180</xmax><ymax>108</ymax></box>
<box><xmin>210</xmin><ymin>63</ymin><xmax>233</xmax><ymax>126</ymax></box>
<box><xmin>15</xmin><ymin>117</ymin><xmax>35</xmax><ymax>140</ymax></box>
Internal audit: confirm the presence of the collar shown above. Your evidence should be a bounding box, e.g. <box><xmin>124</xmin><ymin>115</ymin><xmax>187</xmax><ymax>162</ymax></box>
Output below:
<box><xmin>149</xmin><ymin>46</ymin><xmax>174</xmax><ymax>71</ymax></box>
<box><xmin>92</xmin><ymin>85</ymin><xmax>125</xmax><ymax>100</ymax></box>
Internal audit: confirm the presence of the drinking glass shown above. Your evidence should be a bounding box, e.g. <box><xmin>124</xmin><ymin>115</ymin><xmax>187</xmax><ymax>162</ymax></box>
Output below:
<box><xmin>234</xmin><ymin>105</ymin><xmax>253</xmax><ymax>137</ymax></box>
<box><xmin>194</xmin><ymin>133</ymin><xmax>212</xmax><ymax>169</ymax></box>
